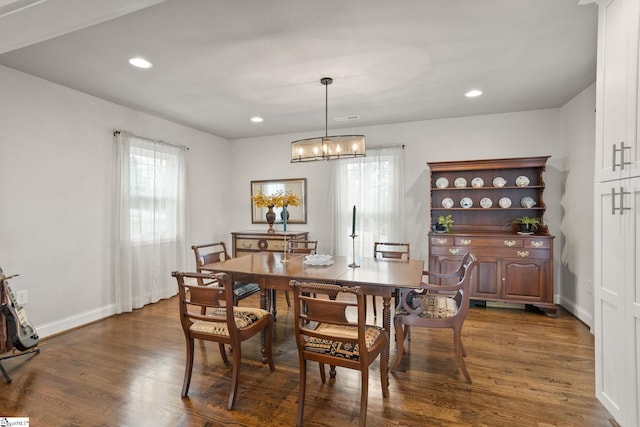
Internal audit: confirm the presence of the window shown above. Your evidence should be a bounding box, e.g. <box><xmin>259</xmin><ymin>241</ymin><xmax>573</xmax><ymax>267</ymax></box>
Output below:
<box><xmin>331</xmin><ymin>146</ymin><xmax>405</xmax><ymax>257</ymax></box>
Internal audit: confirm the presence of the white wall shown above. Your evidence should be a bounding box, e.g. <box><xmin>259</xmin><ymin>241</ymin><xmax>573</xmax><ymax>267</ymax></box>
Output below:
<box><xmin>0</xmin><ymin>65</ymin><xmax>230</xmax><ymax>337</ymax></box>
<box><xmin>558</xmin><ymin>83</ymin><xmax>596</xmax><ymax>327</ymax></box>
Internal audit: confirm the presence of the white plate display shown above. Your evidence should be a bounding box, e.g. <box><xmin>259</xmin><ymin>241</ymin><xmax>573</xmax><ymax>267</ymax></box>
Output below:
<box><xmin>304</xmin><ymin>254</ymin><xmax>334</xmax><ymax>266</ymax></box>
<box><xmin>493</xmin><ymin>176</ymin><xmax>507</xmax><ymax>187</ymax></box>
<box><xmin>435</xmin><ymin>177</ymin><xmax>449</xmax><ymax>189</ymax></box>
<box><xmin>515</xmin><ymin>175</ymin><xmax>530</xmax><ymax>187</ymax></box>
<box><xmin>480</xmin><ymin>197</ymin><xmax>492</xmax><ymax>208</ymax></box>
<box><xmin>498</xmin><ymin>197</ymin><xmax>512</xmax><ymax>208</ymax></box>
<box><xmin>520</xmin><ymin>196</ymin><xmax>536</xmax><ymax>208</ymax></box>
<box><xmin>460</xmin><ymin>197</ymin><xmax>473</xmax><ymax>208</ymax></box>
<box><xmin>441</xmin><ymin>197</ymin><xmax>454</xmax><ymax>209</ymax></box>
<box><xmin>454</xmin><ymin>177</ymin><xmax>467</xmax><ymax>188</ymax></box>
<box><xmin>471</xmin><ymin>177</ymin><xmax>484</xmax><ymax>188</ymax></box>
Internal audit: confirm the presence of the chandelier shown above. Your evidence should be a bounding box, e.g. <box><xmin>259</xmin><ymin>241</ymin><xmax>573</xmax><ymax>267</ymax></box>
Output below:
<box><xmin>291</xmin><ymin>77</ymin><xmax>366</xmax><ymax>162</ymax></box>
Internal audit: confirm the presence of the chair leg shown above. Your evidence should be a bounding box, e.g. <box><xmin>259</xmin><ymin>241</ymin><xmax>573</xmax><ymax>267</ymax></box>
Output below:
<box><xmin>264</xmin><ymin>318</ymin><xmax>275</xmax><ymax>371</ymax></box>
<box><xmin>285</xmin><ymin>290</ymin><xmax>291</xmax><ymax>307</ymax></box>
<box><xmin>227</xmin><ymin>344</ymin><xmax>242</xmax><ymax>410</ymax></box>
<box><xmin>453</xmin><ymin>327</ymin><xmax>471</xmax><ymax>384</ymax></box>
<box><xmin>181</xmin><ymin>337</ymin><xmax>195</xmax><ymax>397</ymax></box>
<box><xmin>218</xmin><ymin>343</ymin><xmax>229</xmax><ymax>364</ymax></box>
<box><xmin>370</xmin><ymin>295</ymin><xmax>378</xmax><ymax>317</ymax></box>
<box><xmin>391</xmin><ymin>319</ymin><xmax>406</xmax><ymax>372</ymax></box>
<box><xmin>359</xmin><ymin>369</ymin><xmax>369</xmax><ymax>427</ymax></box>
<box><xmin>319</xmin><ymin>362</ymin><xmax>326</xmax><ymax>383</ymax></box>
<box><xmin>296</xmin><ymin>358</ymin><xmax>307</xmax><ymax>427</ymax></box>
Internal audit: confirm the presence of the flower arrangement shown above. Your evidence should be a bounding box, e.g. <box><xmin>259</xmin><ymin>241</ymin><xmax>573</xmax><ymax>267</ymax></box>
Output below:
<box><xmin>251</xmin><ymin>190</ymin><xmax>301</xmax><ymax>208</ymax></box>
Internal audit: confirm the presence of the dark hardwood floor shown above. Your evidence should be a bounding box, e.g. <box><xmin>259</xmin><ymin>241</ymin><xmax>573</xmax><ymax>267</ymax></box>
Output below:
<box><xmin>0</xmin><ymin>293</ymin><xmax>614</xmax><ymax>426</ymax></box>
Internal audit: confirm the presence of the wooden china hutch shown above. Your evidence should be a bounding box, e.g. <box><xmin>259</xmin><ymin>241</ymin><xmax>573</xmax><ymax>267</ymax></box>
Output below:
<box><xmin>427</xmin><ymin>156</ymin><xmax>556</xmax><ymax>316</ymax></box>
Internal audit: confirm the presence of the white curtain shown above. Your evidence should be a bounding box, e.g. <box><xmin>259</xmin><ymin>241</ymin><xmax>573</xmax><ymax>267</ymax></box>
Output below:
<box><xmin>113</xmin><ymin>131</ymin><xmax>187</xmax><ymax>313</ymax></box>
<box><xmin>330</xmin><ymin>146</ymin><xmax>406</xmax><ymax>257</ymax></box>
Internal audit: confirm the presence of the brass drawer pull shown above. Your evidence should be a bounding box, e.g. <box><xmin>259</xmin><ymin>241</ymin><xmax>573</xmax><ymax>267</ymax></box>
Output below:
<box><xmin>241</xmin><ymin>243</ymin><xmax>252</xmax><ymax>248</ymax></box>
<box><xmin>461</xmin><ymin>239</ymin><xmax>472</xmax><ymax>246</ymax></box>
<box><xmin>504</xmin><ymin>240</ymin><xmax>516</xmax><ymax>247</ymax></box>
<box><xmin>531</xmin><ymin>241</ymin><xmax>544</xmax><ymax>248</ymax></box>
<box><xmin>517</xmin><ymin>251</ymin><xmax>529</xmax><ymax>258</ymax></box>
<box><xmin>437</xmin><ymin>238</ymin><xmax>448</xmax><ymax>245</ymax></box>
<box><xmin>449</xmin><ymin>248</ymin><xmax>460</xmax><ymax>255</ymax></box>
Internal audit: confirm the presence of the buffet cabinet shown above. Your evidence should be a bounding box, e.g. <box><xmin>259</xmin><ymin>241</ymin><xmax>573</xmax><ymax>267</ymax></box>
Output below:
<box><xmin>427</xmin><ymin>156</ymin><xmax>556</xmax><ymax>316</ymax></box>
<box><xmin>231</xmin><ymin>230</ymin><xmax>308</xmax><ymax>257</ymax></box>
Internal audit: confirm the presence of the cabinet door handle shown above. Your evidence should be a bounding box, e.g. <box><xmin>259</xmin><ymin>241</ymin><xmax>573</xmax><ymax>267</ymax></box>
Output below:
<box><xmin>449</xmin><ymin>248</ymin><xmax>460</xmax><ymax>255</ymax></box>
<box><xmin>504</xmin><ymin>240</ymin><xmax>516</xmax><ymax>247</ymax></box>
<box><xmin>517</xmin><ymin>251</ymin><xmax>529</xmax><ymax>258</ymax></box>
<box><xmin>611</xmin><ymin>187</ymin><xmax>632</xmax><ymax>215</ymax></box>
<box><xmin>612</xmin><ymin>141</ymin><xmax>632</xmax><ymax>171</ymax></box>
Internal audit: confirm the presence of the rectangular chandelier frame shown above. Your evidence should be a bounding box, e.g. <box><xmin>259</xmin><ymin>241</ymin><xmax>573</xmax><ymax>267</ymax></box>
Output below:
<box><xmin>291</xmin><ymin>135</ymin><xmax>366</xmax><ymax>163</ymax></box>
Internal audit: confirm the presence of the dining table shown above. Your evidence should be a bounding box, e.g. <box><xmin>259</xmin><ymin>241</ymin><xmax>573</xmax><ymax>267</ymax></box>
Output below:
<box><xmin>200</xmin><ymin>250</ymin><xmax>425</xmax><ymax>378</ymax></box>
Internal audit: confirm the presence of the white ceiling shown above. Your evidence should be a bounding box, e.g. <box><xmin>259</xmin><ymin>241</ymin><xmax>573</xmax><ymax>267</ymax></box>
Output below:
<box><xmin>0</xmin><ymin>0</ymin><xmax>598</xmax><ymax>140</ymax></box>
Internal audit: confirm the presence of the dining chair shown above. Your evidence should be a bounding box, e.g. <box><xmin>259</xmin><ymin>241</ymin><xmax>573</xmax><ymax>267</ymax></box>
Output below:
<box><xmin>289</xmin><ymin>280</ymin><xmax>388</xmax><ymax>427</ymax></box>
<box><xmin>392</xmin><ymin>253</ymin><xmax>478</xmax><ymax>383</ymax></box>
<box><xmin>371</xmin><ymin>242</ymin><xmax>410</xmax><ymax>317</ymax></box>
<box><xmin>172</xmin><ymin>271</ymin><xmax>275</xmax><ymax>409</ymax></box>
<box><xmin>288</xmin><ymin>239</ymin><xmax>318</xmax><ymax>254</ymax></box>
<box><xmin>192</xmin><ymin>242</ymin><xmax>260</xmax><ymax>306</ymax></box>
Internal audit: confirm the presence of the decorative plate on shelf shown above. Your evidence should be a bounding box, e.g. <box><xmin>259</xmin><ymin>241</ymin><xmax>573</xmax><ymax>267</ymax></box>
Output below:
<box><xmin>492</xmin><ymin>176</ymin><xmax>507</xmax><ymax>187</ymax></box>
<box><xmin>480</xmin><ymin>197</ymin><xmax>492</xmax><ymax>208</ymax></box>
<box><xmin>498</xmin><ymin>197</ymin><xmax>512</xmax><ymax>208</ymax></box>
<box><xmin>454</xmin><ymin>177</ymin><xmax>467</xmax><ymax>188</ymax></box>
<box><xmin>471</xmin><ymin>177</ymin><xmax>484</xmax><ymax>188</ymax></box>
<box><xmin>520</xmin><ymin>196</ymin><xmax>536</xmax><ymax>208</ymax></box>
<box><xmin>515</xmin><ymin>175</ymin><xmax>530</xmax><ymax>187</ymax></box>
<box><xmin>441</xmin><ymin>197</ymin><xmax>454</xmax><ymax>209</ymax></box>
<box><xmin>460</xmin><ymin>197</ymin><xmax>473</xmax><ymax>208</ymax></box>
<box><xmin>435</xmin><ymin>177</ymin><xmax>449</xmax><ymax>189</ymax></box>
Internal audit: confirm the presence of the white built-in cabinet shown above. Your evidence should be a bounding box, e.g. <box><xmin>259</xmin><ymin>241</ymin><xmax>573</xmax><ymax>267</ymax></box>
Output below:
<box><xmin>594</xmin><ymin>0</ymin><xmax>640</xmax><ymax>425</ymax></box>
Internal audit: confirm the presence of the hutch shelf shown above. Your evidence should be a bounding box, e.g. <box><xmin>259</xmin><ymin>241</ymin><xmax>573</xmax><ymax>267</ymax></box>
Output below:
<box><xmin>427</xmin><ymin>156</ymin><xmax>557</xmax><ymax>316</ymax></box>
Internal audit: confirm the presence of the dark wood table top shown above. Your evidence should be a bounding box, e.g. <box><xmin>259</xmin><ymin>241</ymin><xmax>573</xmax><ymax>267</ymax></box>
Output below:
<box><xmin>201</xmin><ymin>251</ymin><xmax>424</xmax><ymax>289</ymax></box>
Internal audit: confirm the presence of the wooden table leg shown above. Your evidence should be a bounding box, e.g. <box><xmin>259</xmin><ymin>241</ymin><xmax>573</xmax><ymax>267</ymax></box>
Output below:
<box><xmin>260</xmin><ymin>286</ymin><xmax>268</xmax><ymax>363</ymax></box>
<box><xmin>382</xmin><ymin>296</ymin><xmax>391</xmax><ymax>386</ymax></box>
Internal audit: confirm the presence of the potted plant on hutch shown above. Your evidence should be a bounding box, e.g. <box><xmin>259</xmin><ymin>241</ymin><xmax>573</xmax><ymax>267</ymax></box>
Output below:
<box><xmin>432</xmin><ymin>214</ymin><xmax>454</xmax><ymax>234</ymax></box>
<box><xmin>512</xmin><ymin>216</ymin><xmax>541</xmax><ymax>235</ymax></box>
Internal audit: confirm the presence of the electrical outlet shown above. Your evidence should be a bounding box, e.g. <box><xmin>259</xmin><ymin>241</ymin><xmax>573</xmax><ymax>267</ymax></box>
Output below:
<box><xmin>587</xmin><ymin>280</ymin><xmax>592</xmax><ymax>294</ymax></box>
<box><xmin>16</xmin><ymin>289</ymin><xmax>28</xmax><ymax>305</ymax></box>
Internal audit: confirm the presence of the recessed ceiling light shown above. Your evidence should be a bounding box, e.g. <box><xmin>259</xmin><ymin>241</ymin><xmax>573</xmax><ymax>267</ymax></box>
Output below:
<box><xmin>251</xmin><ymin>116</ymin><xmax>264</xmax><ymax>123</ymax></box>
<box><xmin>128</xmin><ymin>57</ymin><xmax>153</xmax><ymax>69</ymax></box>
<box><xmin>465</xmin><ymin>89</ymin><xmax>483</xmax><ymax>98</ymax></box>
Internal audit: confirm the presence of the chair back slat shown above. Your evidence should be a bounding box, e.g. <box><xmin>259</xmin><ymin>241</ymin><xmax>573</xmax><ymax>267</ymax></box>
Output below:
<box><xmin>288</xmin><ymin>240</ymin><xmax>318</xmax><ymax>254</ymax></box>
<box><xmin>374</xmin><ymin>242</ymin><xmax>410</xmax><ymax>260</ymax></box>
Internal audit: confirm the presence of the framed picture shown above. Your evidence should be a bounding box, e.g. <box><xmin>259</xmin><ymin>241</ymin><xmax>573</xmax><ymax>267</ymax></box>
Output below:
<box><xmin>251</xmin><ymin>178</ymin><xmax>307</xmax><ymax>224</ymax></box>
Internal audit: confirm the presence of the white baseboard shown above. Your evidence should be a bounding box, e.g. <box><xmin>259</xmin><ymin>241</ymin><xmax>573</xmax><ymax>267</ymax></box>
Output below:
<box><xmin>557</xmin><ymin>295</ymin><xmax>593</xmax><ymax>331</ymax></box>
<box><xmin>35</xmin><ymin>304</ymin><xmax>116</xmax><ymax>339</ymax></box>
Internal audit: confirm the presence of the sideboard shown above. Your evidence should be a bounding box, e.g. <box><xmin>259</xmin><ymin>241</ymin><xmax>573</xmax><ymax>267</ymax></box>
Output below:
<box><xmin>231</xmin><ymin>230</ymin><xmax>309</xmax><ymax>257</ymax></box>
<box><xmin>427</xmin><ymin>156</ymin><xmax>557</xmax><ymax>316</ymax></box>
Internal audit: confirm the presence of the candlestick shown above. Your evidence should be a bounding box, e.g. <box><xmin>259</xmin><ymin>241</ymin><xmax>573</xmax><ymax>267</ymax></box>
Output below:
<box><xmin>352</xmin><ymin>205</ymin><xmax>356</xmax><ymax>235</ymax></box>
<box><xmin>348</xmin><ymin>232</ymin><xmax>360</xmax><ymax>268</ymax></box>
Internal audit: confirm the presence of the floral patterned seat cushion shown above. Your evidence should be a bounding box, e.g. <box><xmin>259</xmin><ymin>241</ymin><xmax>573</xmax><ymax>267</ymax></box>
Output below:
<box><xmin>189</xmin><ymin>307</ymin><xmax>269</xmax><ymax>336</ymax></box>
<box><xmin>395</xmin><ymin>295</ymin><xmax>459</xmax><ymax>319</ymax></box>
<box><xmin>303</xmin><ymin>323</ymin><xmax>384</xmax><ymax>360</ymax></box>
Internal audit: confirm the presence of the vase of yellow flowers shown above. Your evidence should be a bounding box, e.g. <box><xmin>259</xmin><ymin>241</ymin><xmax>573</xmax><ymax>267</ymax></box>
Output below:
<box><xmin>251</xmin><ymin>190</ymin><xmax>301</xmax><ymax>233</ymax></box>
